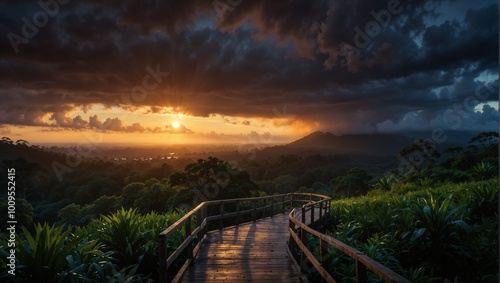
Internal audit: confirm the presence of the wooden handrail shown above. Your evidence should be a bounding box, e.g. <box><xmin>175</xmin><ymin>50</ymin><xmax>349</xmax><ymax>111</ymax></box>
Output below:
<box><xmin>159</xmin><ymin>192</ymin><xmax>321</xmax><ymax>283</ymax></box>
<box><xmin>288</xmin><ymin>197</ymin><xmax>410</xmax><ymax>283</ymax></box>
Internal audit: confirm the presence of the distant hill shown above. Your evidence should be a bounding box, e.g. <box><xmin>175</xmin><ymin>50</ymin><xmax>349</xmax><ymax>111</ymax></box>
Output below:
<box><xmin>286</xmin><ymin>131</ymin><xmax>414</xmax><ymax>155</ymax></box>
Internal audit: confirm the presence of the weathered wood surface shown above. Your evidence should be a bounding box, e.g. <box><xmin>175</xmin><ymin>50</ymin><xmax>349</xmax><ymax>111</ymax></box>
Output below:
<box><xmin>176</xmin><ymin>206</ymin><xmax>328</xmax><ymax>283</ymax></box>
<box><xmin>177</xmin><ymin>214</ymin><xmax>301</xmax><ymax>283</ymax></box>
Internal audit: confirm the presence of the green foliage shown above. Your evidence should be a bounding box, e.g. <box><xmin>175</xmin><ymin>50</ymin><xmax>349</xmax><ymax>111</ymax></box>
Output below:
<box><xmin>170</xmin><ymin>157</ymin><xmax>259</xmax><ymax>203</ymax></box>
<box><xmin>325</xmin><ymin>179</ymin><xmax>499</xmax><ymax>282</ymax></box>
<box><xmin>468</xmin><ymin>131</ymin><xmax>498</xmax><ymax>149</ymax></box>
<box><xmin>472</xmin><ymin>161</ymin><xmax>497</xmax><ymax>180</ymax></box>
<box><xmin>57</xmin><ymin>239</ymin><xmax>116</xmax><ymax>283</ymax></box>
<box><xmin>398</xmin><ymin>139</ymin><xmax>440</xmax><ymax>174</ymax></box>
<box><xmin>15</xmin><ymin>223</ymin><xmax>77</xmax><ymax>281</ymax></box>
<box><xmin>466</xmin><ymin>180</ymin><xmax>499</xmax><ymax>220</ymax></box>
<box><xmin>373</xmin><ymin>176</ymin><xmax>394</xmax><ymax>190</ymax></box>
<box><xmin>92</xmin><ymin>208</ymin><xmax>153</xmax><ymax>266</ymax></box>
<box><xmin>4</xmin><ymin>223</ymin><xmax>114</xmax><ymax>282</ymax></box>
<box><xmin>0</xmin><ymin>208</ymin><xmax>185</xmax><ymax>282</ymax></box>
<box><xmin>0</xmin><ymin>198</ymin><xmax>34</xmax><ymax>232</ymax></box>
<box><xmin>58</xmin><ymin>203</ymin><xmax>86</xmax><ymax>226</ymax></box>
<box><xmin>87</xmin><ymin>208</ymin><xmax>183</xmax><ymax>281</ymax></box>
<box><xmin>331</xmin><ymin>168</ymin><xmax>372</xmax><ymax>197</ymax></box>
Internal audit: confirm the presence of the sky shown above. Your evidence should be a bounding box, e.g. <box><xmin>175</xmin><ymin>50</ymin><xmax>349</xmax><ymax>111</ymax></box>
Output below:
<box><xmin>0</xmin><ymin>0</ymin><xmax>498</xmax><ymax>146</ymax></box>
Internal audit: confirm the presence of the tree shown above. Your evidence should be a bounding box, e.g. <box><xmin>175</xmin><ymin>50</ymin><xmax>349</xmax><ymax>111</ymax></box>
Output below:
<box><xmin>142</xmin><ymin>163</ymin><xmax>175</xmax><ymax>180</ymax></box>
<box><xmin>330</xmin><ymin>168</ymin><xmax>372</xmax><ymax>197</ymax></box>
<box><xmin>1</xmin><ymin>136</ymin><xmax>13</xmax><ymax>144</ymax></box>
<box><xmin>443</xmin><ymin>147</ymin><xmax>463</xmax><ymax>158</ymax></box>
<box><xmin>0</xmin><ymin>198</ymin><xmax>34</xmax><ymax>230</ymax></box>
<box><xmin>2</xmin><ymin>158</ymin><xmax>49</xmax><ymax>200</ymax></box>
<box><xmin>398</xmin><ymin>139</ymin><xmax>440</xmax><ymax>175</ymax></box>
<box><xmin>57</xmin><ymin>203</ymin><xmax>84</xmax><ymax>225</ymax></box>
<box><xmin>15</xmin><ymin>139</ymin><xmax>30</xmax><ymax>146</ymax></box>
<box><xmin>169</xmin><ymin>171</ymin><xmax>187</xmax><ymax>187</ymax></box>
<box><xmin>133</xmin><ymin>179</ymin><xmax>174</xmax><ymax>213</ymax></box>
<box><xmin>182</xmin><ymin>157</ymin><xmax>258</xmax><ymax>201</ymax></box>
<box><xmin>272</xmin><ymin>175</ymin><xmax>297</xmax><ymax>194</ymax></box>
<box><xmin>469</xmin><ymin>131</ymin><xmax>498</xmax><ymax>149</ymax></box>
<box><xmin>88</xmin><ymin>195</ymin><xmax>121</xmax><ymax>216</ymax></box>
<box><xmin>120</xmin><ymin>182</ymin><xmax>146</xmax><ymax>209</ymax></box>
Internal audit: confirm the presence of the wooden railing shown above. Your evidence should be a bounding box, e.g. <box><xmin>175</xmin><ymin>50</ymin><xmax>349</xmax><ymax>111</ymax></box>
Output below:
<box><xmin>288</xmin><ymin>195</ymin><xmax>410</xmax><ymax>283</ymax></box>
<box><xmin>158</xmin><ymin>192</ymin><xmax>318</xmax><ymax>283</ymax></box>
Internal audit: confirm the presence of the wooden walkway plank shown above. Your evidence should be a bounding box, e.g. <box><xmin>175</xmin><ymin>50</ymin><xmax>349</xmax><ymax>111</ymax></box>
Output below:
<box><xmin>177</xmin><ymin>214</ymin><xmax>301</xmax><ymax>283</ymax></box>
<box><xmin>176</xmin><ymin>207</ymin><xmax>328</xmax><ymax>283</ymax></box>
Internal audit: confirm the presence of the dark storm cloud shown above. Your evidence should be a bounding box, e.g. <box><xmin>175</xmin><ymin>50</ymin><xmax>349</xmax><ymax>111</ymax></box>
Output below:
<box><xmin>0</xmin><ymin>0</ymin><xmax>497</xmax><ymax>133</ymax></box>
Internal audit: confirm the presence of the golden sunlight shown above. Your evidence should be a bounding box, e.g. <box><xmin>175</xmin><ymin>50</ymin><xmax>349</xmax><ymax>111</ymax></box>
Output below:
<box><xmin>172</xmin><ymin>121</ymin><xmax>181</xmax><ymax>129</ymax></box>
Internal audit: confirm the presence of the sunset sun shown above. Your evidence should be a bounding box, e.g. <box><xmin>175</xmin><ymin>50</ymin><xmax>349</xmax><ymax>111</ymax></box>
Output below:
<box><xmin>172</xmin><ymin>121</ymin><xmax>181</xmax><ymax>129</ymax></box>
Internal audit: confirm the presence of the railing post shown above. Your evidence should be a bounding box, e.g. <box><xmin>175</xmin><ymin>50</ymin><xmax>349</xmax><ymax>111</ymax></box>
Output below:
<box><xmin>288</xmin><ymin>216</ymin><xmax>296</xmax><ymax>249</ymax></box>
<box><xmin>263</xmin><ymin>198</ymin><xmax>267</xmax><ymax>218</ymax></box>
<box><xmin>300</xmin><ymin>226</ymin><xmax>308</xmax><ymax>274</ymax></box>
<box><xmin>290</xmin><ymin>193</ymin><xmax>294</xmax><ymax>208</ymax></box>
<box><xmin>356</xmin><ymin>257</ymin><xmax>368</xmax><ymax>283</ymax></box>
<box><xmin>311</xmin><ymin>204</ymin><xmax>315</xmax><ymax>225</ymax></box>
<box><xmin>196</xmin><ymin>209</ymin><xmax>203</xmax><ymax>229</ymax></box>
<box><xmin>319</xmin><ymin>201</ymin><xmax>323</xmax><ymax>219</ymax></box>
<box><xmin>301</xmin><ymin>206</ymin><xmax>306</xmax><ymax>224</ymax></box>
<box><xmin>196</xmin><ymin>208</ymin><xmax>203</xmax><ymax>245</ymax></box>
<box><xmin>282</xmin><ymin>195</ymin><xmax>285</xmax><ymax>214</ymax></box>
<box><xmin>159</xmin><ymin>235</ymin><xmax>167</xmax><ymax>283</ymax></box>
<box><xmin>185</xmin><ymin>216</ymin><xmax>193</xmax><ymax>261</ymax></box>
<box><xmin>271</xmin><ymin>196</ymin><xmax>274</xmax><ymax>217</ymax></box>
<box><xmin>201</xmin><ymin>205</ymin><xmax>207</xmax><ymax>238</ymax></box>
<box><xmin>252</xmin><ymin>200</ymin><xmax>256</xmax><ymax>222</ymax></box>
<box><xmin>236</xmin><ymin>200</ymin><xmax>240</xmax><ymax>225</ymax></box>
<box><xmin>219</xmin><ymin>202</ymin><xmax>224</xmax><ymax>230</ymax></box>
<box><xmin>320</xmin><ymin>237</ymin><xmax>328</xmax><ymax>283</ymax></box>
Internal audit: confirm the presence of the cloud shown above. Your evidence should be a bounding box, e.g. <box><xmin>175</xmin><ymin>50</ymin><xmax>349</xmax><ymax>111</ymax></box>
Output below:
<box><xmin>0</xmin><ymin>125</ymin><xmax>11</xmax><ymax>135</ymax></box>
<box><xmin>0</xmin><ymin>0</ymin><xmax>497</xmax><ymax>135</ymax></box>
<box><xmin>164</xmin><ymin>124</ymin><xmax>192</xmax><ymax>134</ymax></box>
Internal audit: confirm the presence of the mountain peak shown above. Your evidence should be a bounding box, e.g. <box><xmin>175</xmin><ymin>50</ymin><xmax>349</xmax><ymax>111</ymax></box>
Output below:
<box><xmin>287</xmin><ymin>131</ymin><xmax>412</xmax><ymax>155</ymax></box>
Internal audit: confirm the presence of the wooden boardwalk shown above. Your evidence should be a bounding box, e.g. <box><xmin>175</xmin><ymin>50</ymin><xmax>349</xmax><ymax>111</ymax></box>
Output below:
<box><xmin>178</xmin><ymin>214</ymin><xmax>301</xmax><ymax>282</ymax></box>
<box><xmin>161</xmin><ymin>193</ymin><xmax>407</xmax><ymax>283</ymax></box>
<box><xmin>176</xmin><ymin>207</ymin><xmax>328</xmax><ymax>283</ymax></box>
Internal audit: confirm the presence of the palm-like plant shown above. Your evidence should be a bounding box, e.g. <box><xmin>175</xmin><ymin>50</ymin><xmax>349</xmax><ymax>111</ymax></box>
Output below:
<box><xmin>467</xmin><ymin>181</ymin><xmax>499</xmax><ymax>219</ymax></box>
<box><xmin>94</xmin><ymin>208</ymin><xmax>150</xmax><ymax>267</ymax></box>
<box><xmin>411</xmin><ymin>195</ymin><xmax>468</xmax><ymax>277</ymax></box>
<box><xmin>15</xmin><ymin>223</ymin><xmax>79</xmax><ymax>281</ymax></box>
<box><xmin>472</xmin><ymin>162</ymin><xmax>496</xmax><ymax>181</ymax></box>
<box><xmin>58</xmin><ymin>239</ymin><xmax>116</xmax><ymax>283</ymax></box>
<box><xmin>92</xmin><ymin>208</ymin><xmax>184</xmax><ymax>281</ymax></box>
<box><xmin>374</xmin><ymin>176</ymin><xmax>394</xmax><ymax>190</ymax></box>
<box><xmin>412</xmin><ymin>196</ymin><xmax>467</xmax><ymax>240</ymax></box>
<box><xmin>13</xmin><ymin>223</ymin><xmax>111</xmax><ymax>282</ymax></box>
